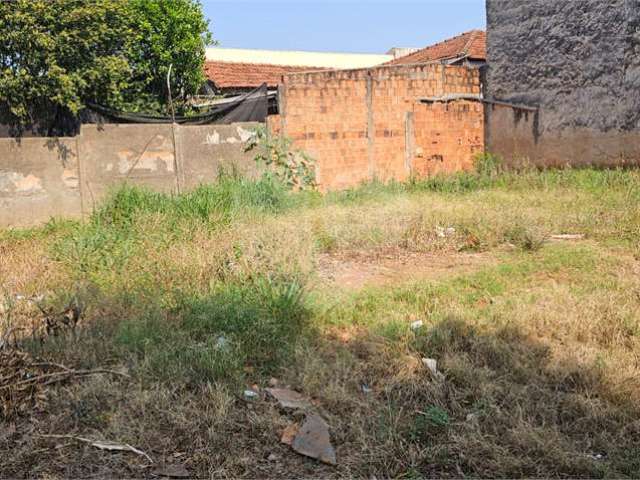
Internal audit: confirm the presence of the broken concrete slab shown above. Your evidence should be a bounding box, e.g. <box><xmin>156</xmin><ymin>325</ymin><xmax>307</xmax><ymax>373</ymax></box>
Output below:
<box><xmin>291</xmin><ymin>414</ymin><xmax>337</xmax><ymax>465</ymax></box>
<box><xmin>265</xmin><ymin>388</ymin><xmax>312</xmax><ymax>410</ymax></box>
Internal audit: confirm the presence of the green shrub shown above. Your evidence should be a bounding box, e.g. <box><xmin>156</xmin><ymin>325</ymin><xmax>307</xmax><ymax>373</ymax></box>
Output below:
<box><xmin>503</xmin><ymin>222</ymin><xmax>548</xmax><ymax>252</ymax></box>
<box><xmin>246</xmin><ymin>125</ymin><xmax>317</xmax><ymax>190</ymax></box>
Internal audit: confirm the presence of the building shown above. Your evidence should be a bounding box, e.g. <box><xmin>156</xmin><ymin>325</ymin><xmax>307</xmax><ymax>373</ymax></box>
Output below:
<box><xmin>485</xmin><ymin>0</ymin><xmax>640</xmax><ymax>167</ymax></box>
<box><xmin>202</xmin><ymin>31</ymin><xmax>487</xmax><ymax>95</ymax></box>
<box><xmin>386</xmin><ymin>30</ymin><xmax>486</xmax><ymax>67</ymax></box>
<box><xmin>386</xmin><ymin>47</ymin><xmax>420</xmax><ymax>59</ymax></box>
<box><xmin>203</xmin><ymin>47</ymin><xmax>392</xmax><ymax>94</ymax></box>
<box><xmin>266</xmin><ymin>30</ymin><xmax>488</xmax><ymax>190</ymax></box>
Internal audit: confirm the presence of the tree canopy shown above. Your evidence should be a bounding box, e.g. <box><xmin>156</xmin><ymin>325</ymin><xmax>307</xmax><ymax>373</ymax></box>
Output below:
<box><xmin>0</xmin><ymin>0</ymin><xmax>213</xmax><ymax>134</ymax></box>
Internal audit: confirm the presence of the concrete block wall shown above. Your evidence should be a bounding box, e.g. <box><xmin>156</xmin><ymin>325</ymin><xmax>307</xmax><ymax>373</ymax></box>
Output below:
<box><xmin>78</xmin><ymin>124</ymin><xmax>179</xmax><ymax>212</ymax></box>
<box><xmin>276</xmin><ymin>63</ymin><xmax>484</xmax><ymax>190</ymax></box>
<box><xmin>486</xmin><ymin>0</ymin><xmax>640</xmax><ymax>167</ymax></box>
<box><xmin>0</xmin><ymin>123</ymin><xmax>261</xmax><ymax>227</ymax></box>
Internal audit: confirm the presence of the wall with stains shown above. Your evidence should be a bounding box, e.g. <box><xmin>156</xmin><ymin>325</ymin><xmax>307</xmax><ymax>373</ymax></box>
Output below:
<box><xmin>177</xmin><ymin>124</ymin><xmax>261</xmax><ymax>190</ymax></box>
<box><xmin>0</xmin><ymin>138</ymin><xmax>82</xmax><ymax>227</ymax></box>
<box><xmin>486</xmin><ymin>0</ymin><xmax>640</xmax><ymax>167</ymax></box>
<box><xmin>78</xmin><ymin>124</ymin><xmax>179</xmax><ymax>211</ymax></box>
<box><xmin>0</xmin><ymin>123</ymin><xmax>261</xmax><ymax>227</ymax></box>
<box><xmin>277</xmin><ymin>64</ymin><xmax>483</xmax><ymax>191</ymax></box>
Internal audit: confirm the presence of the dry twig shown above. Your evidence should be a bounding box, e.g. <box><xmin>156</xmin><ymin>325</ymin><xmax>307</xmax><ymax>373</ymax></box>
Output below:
<box><xmin>39</xmin><ymin>434</ymin><xmax>153</xmax><ymax>463</ymax></box>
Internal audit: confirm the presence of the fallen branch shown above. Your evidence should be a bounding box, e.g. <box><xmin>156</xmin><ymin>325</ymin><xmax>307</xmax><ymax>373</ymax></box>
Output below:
<box><xmin>39</xmin><ymin>434</ymin><xmax>153</xmax><ymax>463</ymax></box>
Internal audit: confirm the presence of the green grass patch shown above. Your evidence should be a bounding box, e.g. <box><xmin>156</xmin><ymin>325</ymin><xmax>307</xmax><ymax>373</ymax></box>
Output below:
<box><xmin>115</xmin><ymin>274</ymin><xmax>310</xmax><ymax>386</ymax></box>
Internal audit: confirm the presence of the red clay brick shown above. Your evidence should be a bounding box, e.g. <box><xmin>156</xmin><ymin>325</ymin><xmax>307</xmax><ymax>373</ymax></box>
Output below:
<box><xmin>268</xmin><ymin>64</ymin><xmax>484</xmax><ymax>190</ymax></box>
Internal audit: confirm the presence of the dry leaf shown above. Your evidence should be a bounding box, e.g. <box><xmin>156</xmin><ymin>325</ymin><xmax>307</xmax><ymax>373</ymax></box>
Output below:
<box><xmin>280</xmin><ymin>423</ymin><xmax>299</xmax><ymax>445</ymax></box>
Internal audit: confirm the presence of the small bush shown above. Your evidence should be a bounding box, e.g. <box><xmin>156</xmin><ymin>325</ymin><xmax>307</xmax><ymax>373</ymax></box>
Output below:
<box><xmin>420</xmin><ymin>406</ymin><xmax>450</xmax><ymax>428</ymax></box>
<box><xmin>311</xmin><ymin>218</ymin><xmax>337</xmax><ymax>252</ymax></box>
<box><xmin>410</xmin><ymin>406</ymin><xmax>450</xmax><ymax>441</ymax></box>
<box><xmin>246</xmin><ymin>126</ymin><xmax>317</xmax><ymax>190</ymax></box>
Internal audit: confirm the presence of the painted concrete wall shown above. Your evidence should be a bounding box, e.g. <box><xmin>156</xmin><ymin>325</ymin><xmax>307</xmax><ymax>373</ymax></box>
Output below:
<box><xmin>78</xmin><ymin>124</ymin><xmax>179</xmax><ymax>211</ymax></box>
<box><xmin>0</xmin><ymin>138</ymin><xmax>82</xmax><ymax>226</ymax></box>
<box><xmin>485</xmin><ymin>0</ymin><xmax>640</xmax><ymax>167</ymax></box>
<box><xmin>177</xmin><ymin>123</ymin><xmax>261</xmax><ymax>191</ymax></box>
<box><xmin>0</xmin><ymin>123</ymin><xmax>260</xmax><ymax>228</ymax></box>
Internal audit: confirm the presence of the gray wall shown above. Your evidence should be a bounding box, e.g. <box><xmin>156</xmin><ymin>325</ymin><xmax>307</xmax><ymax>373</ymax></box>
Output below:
<box><xmin>0</xmin><ymin>137</ymin><xmax>82</xmax><ymax>226</ymax></box>
<box><xmin>485</xmin><ymin>0</ymin><xmax>640</xmax><ymax>166</ymax></box>
<box><xmin>0</xmin><ymin>123</ymin><xmax>261</xmax><ymax>228</ymax></box>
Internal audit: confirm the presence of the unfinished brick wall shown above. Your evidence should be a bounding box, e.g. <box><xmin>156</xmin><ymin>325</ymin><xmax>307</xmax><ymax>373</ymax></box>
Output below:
<box><xmin>273</xmin><ymin>64</ymin><xmax>483</xmax><ymax>190</ymax></box>
<box><xmin>413</xmin><ymin>100</ymin><xmax>484</xmax><ymax>176</ymax></box>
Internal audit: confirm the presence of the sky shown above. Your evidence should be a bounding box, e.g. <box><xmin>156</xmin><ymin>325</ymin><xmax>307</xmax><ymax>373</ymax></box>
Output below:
<box><xmin>201</xmin><ymin>0</ymin><xmax>486</xmax><ymax>54</ymax></box>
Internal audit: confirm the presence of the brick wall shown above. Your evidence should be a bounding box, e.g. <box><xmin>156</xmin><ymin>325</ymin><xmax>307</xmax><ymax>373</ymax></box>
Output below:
<box><xmin>413</xmin><ymin>100</ymin><xmax>484</xmax><ymax>176</ymax></box>
<box><xmin>273</xmin><ymin>63</ymin><xmax>483</xmax><ymax>190</ymax></box>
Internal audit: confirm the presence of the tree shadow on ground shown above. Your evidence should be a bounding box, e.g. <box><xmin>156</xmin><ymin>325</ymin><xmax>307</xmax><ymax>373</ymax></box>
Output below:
<box><xmin>324</xmin><ymin>316</ymin><xmax>640</xmax><ymax>478</ymax></box>
<box><xmin>2</xmin><ymin>304</ymin><xmax>639</xmax><ymax>478</ymax></box>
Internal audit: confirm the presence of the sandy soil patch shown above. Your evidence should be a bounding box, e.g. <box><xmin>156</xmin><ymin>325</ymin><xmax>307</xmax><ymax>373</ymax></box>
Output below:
<box><xmin>317</xmin><ymin>248</ymin><xmax>493</xmax><ymax>289</ymax></box>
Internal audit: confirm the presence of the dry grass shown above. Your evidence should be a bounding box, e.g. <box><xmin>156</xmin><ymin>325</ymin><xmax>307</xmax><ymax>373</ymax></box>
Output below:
<box><xmin>1</xmin><ymin>169</ymin><xmax>640</xmax><ymax>478</ymax></box>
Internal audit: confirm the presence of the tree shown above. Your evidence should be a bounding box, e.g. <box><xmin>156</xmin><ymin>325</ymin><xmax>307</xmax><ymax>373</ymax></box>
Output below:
<box><xmin>129</xmin><ymin>0</ymin><xmax>213</xmax><ymax>109</ymax></box>
<box><xmin>0</xmin><ymin>0</ymin><xmax>212</xmax><ymax>135</ymax></box>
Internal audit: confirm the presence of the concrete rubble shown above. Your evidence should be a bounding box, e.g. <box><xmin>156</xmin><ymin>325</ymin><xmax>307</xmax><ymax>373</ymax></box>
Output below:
<box><xmin>265</xmin><ymin>388</ymin><xmax>312</xmax><ymax>410</ymax></box>
<box><xmin>290</xmin><ymin>414</ymin><xmax>337</xmax><ymax>465</ymax></box>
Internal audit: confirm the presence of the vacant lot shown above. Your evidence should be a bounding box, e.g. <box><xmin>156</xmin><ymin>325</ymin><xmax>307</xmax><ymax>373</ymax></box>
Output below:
<box><xmin>1</xmin><ymin>167</ymin><xmax>640</xmax><ymax>478</ymax></box>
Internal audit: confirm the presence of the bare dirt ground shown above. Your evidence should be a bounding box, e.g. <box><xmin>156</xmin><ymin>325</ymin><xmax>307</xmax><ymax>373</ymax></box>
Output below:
<box><xmin>317</xmin><ymin>248</ymin><xmax>494</xmax><ymax>289</ymax></box>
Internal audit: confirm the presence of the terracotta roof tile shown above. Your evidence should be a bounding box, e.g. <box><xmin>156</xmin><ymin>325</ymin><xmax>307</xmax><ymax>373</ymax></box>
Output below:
<box><xmin>386</xmin><ymin>30</ymin><xmax>486</xmax><ymax>65</ymax></box>
<box><xmin>204</xmin><ymin>61</ymin><xmax>324</xmax><ymax>88</ymax></box>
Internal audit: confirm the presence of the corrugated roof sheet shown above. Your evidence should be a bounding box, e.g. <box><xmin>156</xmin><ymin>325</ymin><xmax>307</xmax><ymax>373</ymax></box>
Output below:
<box><xmin>205</xmin><ymin>48</ymin><xmax>391</xmax><ymax>69</ymax></box>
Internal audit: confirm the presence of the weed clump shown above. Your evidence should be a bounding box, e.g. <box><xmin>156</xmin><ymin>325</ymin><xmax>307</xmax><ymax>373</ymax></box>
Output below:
<box><xmin>94</xmin><ymin>170</ymin><xmax>289</xmax><ymax>229</ymax></box>
<box><xmin>116</xmin><ymin>274</ymin><xmax>309</xmax><ymax>386</ymax></box>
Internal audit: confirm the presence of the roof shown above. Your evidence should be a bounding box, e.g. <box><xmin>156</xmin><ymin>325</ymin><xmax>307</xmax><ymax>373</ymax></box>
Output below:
<box><xmin>386</xmin><ymin>30</ymin><xmax>486</xmax><ymax>65</ymax></box>
<box><xmin>204</xmin><ymin>61</ymin><xmax>324</xmax><ymax>89</ymax></box>
<box><xmin>205</xmin><ymin>47</ymin><xmax>391</xmax><ymax>69</ymax></box>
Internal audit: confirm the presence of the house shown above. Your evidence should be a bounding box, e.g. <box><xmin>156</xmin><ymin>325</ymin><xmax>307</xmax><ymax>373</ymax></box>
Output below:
<box><xmin>261</xmin><ymin>30</ymin><xmax>489</xmax><ymax>190</ymax></box>
<box><xmin>386</xmin><ymin>30</ymin><xmax>486</xmax><ymax>67</ymax></box>
<box><xmin>203</xmin><ymin>48</ymin><xmax>392</xmax><ymax>95</ymax></box>
<box><xmin>201</xmin><ymin>31</ymin><xmax>487</xmax><ymax>95</ymax></box>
